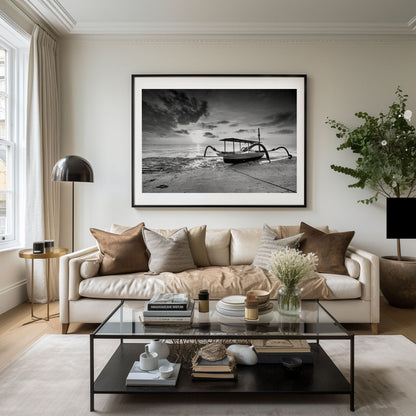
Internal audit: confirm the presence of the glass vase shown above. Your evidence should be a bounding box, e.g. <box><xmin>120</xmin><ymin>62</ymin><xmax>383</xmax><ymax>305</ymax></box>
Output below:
<box><xmin>277</xmin><ymin>285</ymin><xmax>302</xmax><ymax>316</ymax></box>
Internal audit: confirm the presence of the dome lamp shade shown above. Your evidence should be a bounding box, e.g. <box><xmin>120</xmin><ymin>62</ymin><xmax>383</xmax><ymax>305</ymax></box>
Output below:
<box><xmin>51</xmin><ymin>155</ymin><xmax>93</xmax><ymax>183</ymax></box>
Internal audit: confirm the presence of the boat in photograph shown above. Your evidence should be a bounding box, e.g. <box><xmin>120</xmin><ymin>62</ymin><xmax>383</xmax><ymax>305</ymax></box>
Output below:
<box><xmin>203</xmin><ymin>128</ymin><xmax>292</xmax><ymax>164</ymax></box>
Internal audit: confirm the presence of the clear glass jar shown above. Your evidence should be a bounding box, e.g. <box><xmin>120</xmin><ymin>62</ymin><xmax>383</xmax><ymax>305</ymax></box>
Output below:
<box><xmin>277</xmin><ymin>285</ymin><xmax>302</xmax><ymax>316</ymax></box>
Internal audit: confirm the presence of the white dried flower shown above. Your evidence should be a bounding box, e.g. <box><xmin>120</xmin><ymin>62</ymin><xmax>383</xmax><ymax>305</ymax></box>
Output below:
<box><xmin>381</xmin><ymin>140</ymin><xmax>387</xmax><ymax>146</ymax></box>
<box><xmin>404</xmin><ymin>110</ymin><xmax>412</xmax><ymax>121</ymax></box>
<box><xmin>269</xmin><ymin>247</ymin><xmax>318</xmax><ymax>288</ymax></box>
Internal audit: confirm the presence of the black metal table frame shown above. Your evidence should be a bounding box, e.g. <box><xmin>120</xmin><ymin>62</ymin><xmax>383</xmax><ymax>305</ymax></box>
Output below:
<box><xmin>89</xmin><ymin>300</ymin><xmax>354</xmax><ymax>412</ymax></box>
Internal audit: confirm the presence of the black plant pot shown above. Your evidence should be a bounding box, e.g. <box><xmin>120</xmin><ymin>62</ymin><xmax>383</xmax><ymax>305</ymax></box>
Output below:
<box><xmin>380</xmin><ymin>256</ymin><xmax>416</xmax><ymax>308</ymax></box>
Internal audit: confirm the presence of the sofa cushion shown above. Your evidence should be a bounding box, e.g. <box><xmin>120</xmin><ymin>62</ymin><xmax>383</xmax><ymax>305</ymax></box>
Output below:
<box><xmin>299</xmin><ymin>222</ymin><xmax>354</xmax><ymax>275</ymax></box>
<box><xmin>206</xmin><ymin>229</ymin><xmax>231</xmax><ymax>266</ymax></box>
<box><xmin>345</xmin><ymin>257</ymin><xmax>360</xmax><ymax>279</ymax></box>
<box><xmin>79</xmin><ymin>265</ymin><xmax>334</xmax><ymax>300</ymax></box>
<box><xmin>90</xmin><ymin>223</ymin><xmax>148</xmax><ymax>275</ymax></box>
<box><xmin>111</xmin><ymin>224</ymin><xmax>210</xmax><ymax>267</ymax></box>
<box><xmin>230</xmin><ymin>228</ymin><xmax>262</xmax><ymax>265</ymax></box>
<box><xmin>187</xmin><ymin>225</ymin><xmax>211</xmax><ymax>267</ymax></box>
<box><xmin>252</xmin><ymin>225</ymin><xmax>303</xmax><ymax>270</ymax></box>
<box><xmin>80</xmin><ymin>259</ymin><xmax>101</xmax><ymax>279</ymax></box>
<box><xmin>321</xmin><ymin>273</ymin><xmax>361</xmax><ymax>299</ymax></box>
<box><xmin>142</xmin><ymin>227</ymin><xmax>196</xmax><ymax>273</ymax></box>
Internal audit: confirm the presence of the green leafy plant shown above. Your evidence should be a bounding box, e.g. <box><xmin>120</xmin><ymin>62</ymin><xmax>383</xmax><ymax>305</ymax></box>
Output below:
<box><xmin>326</xmin><ymin>87</ymin><xmax>416</xmax><ymax>259</ymax></box>
<box><xmin>326</xmin><ymin>87</ymin><xmax>416</xmax><ymax>205</ymax></box>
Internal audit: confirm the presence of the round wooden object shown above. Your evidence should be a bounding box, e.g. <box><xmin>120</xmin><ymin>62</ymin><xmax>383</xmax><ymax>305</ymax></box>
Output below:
<box><xmin>19</xmin><ymin>247</ymin><xmax>69</xmax><ymax>260</ymax></box>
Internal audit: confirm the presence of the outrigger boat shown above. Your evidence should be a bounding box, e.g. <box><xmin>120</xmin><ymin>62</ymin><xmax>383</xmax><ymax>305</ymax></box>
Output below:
<box><xmin>203</xmin><ymin>128</ymin><xmax>292</xmax><ymax>164</ymax></box>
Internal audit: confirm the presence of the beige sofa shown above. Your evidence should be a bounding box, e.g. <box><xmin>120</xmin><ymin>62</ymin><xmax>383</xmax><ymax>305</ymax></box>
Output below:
<box><xmin>59</xmin><ymin>225</ymin><xmax>380</xmax><ymax>334</ymax></box>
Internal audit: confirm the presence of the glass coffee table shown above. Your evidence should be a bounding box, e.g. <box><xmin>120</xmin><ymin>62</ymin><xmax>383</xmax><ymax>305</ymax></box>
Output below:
<box><xmin>90</xmin><ymin>300</ymin><xmax>354</xmax><ymax>412</ymax></box>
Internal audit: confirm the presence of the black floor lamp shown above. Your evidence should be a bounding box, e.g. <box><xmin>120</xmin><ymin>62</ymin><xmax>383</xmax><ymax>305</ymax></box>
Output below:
<box><xmin>51</xmin><ymin>155</ymin><xmax>94</xmax><ymax>252</ymax></box>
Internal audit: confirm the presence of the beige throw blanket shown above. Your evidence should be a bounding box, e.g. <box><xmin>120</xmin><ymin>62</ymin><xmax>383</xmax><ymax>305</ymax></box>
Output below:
<box><xmin>153</xmin><ymin>265</ymin><xmax>334</xmax><ymax>300</ymax></box>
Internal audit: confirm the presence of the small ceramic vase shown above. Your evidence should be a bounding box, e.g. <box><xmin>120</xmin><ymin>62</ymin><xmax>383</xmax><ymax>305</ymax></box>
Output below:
<box><xmin>148</xmin><ymin>339</ymin><xmax>170</xmax><ymax>360</ymax></box>
<box><xmin>226</xmin><ymin>344</ymin><xmax>258</xmax><ymax>365</ymax></box>
<box><xmin>139</xmin><ymin>345</ymin><xmax>159</xmax><ymax>371</ymax></box>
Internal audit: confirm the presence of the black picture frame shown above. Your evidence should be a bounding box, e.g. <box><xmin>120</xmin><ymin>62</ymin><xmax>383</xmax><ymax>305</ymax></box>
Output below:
<box><xmin>132</xmin><ymin>74</ymin><xmax>307</xmax><ymax>207</ymax></box>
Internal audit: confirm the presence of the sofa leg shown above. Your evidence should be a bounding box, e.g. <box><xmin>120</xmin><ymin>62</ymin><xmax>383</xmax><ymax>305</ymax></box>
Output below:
<box><xmin>371</xmin><ymin>323</ymin><xmax>379</xmax><ymax>335</ymax></box>
<box><xmin>61</xmin><ymin>323</ymin><xmax>69</xmax><ymax>334</ymax></box>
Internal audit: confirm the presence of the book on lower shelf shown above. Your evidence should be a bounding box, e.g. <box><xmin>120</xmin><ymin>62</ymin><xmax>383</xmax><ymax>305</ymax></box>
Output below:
<box><xmin>191</xmin><ymin>371</ymin><xmax>237</xmax><ymax>380</ymax></box>
<box><xmin>252</xmin><ymin>339</ymin><xmax>311</xmax><ymax>353</ymax></box>
<box><xmin>192</xmin><ymin>355</ymin><xmax>235</xmax><ymax>373</ymax></box>
<box><xmin>125</xmin><ymin>359</ymin><xmax>181</xmax><ymax>386</ymax></box>
<box><xmin>192</xmin><ymin>351</ymin><xmax>237</xmax><ymax>380</ymax></box>
<box><xmin>147</xmin><ymin>293</ymin><xmax>191</xmax><ymax>311</ymax></box>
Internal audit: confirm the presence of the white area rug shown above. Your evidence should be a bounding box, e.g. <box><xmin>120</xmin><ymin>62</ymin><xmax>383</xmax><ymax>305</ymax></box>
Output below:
<box><xmin>0</xmin><ymin>335</ymin><xmax>415</xmax><ymax>416</ymax></box>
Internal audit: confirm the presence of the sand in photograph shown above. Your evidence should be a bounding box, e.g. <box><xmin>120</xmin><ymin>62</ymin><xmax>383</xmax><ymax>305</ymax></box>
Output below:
<box><xmin>142</xmin><ymin>156</ymin><xmax>297</xmax><ymax>193</ymax></box>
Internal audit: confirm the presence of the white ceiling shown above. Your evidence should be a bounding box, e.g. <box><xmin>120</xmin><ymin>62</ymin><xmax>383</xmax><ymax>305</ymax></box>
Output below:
<box><xmin>14</xmin><ymin>0</ymin><xmax>416</xmax><ymax>36</ymax></box>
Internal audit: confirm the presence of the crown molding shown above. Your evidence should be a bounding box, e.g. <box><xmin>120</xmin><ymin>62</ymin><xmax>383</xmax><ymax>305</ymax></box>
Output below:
<box><xmin>0</xmin><ymin>9</ymin><xmax>31</xmax><ymax>44</ymax></box>
<box><xmin>69</xmin><ymin>21</ymin><xmax>416</xmax><ymax>37</ymax></box>
<box><xmin>11</xmin><ymin>0</ymin><xmax>75</xmax><ymax>35</ymax></box>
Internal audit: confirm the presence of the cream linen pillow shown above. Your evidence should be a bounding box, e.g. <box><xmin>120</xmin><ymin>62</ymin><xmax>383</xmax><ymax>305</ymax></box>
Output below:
<box><xmin>230</xmin><ymin>228</ymin><xmax>263</xmax><ymax>265</ymax></box>
<box><xmin>111</xmin><ymin>224</ymin><xmax>210</xmax><ymax>267</ymax></box>
<box><xmin>205</xmin><ymin>229</ymin><xmax>231</xmax><ymax>266</ymax></box>
<box><xmin>80</xmin><ymin>259</ymin><xmax>101</xmax><ymax>278</ymax></box>
<box><xmin>252</xmin><ymin>224</ymin><xmax>304</xmax><ymax>270</ymax></box>
<box><xmin>345</xmin><ymin>257</ymin><xmax>360</xmax><ymax>279</ymax></box>
<box><xmin>142</xmin><ymin>227</ymin><xmax>196</xmax><ymax>274</ymax></box>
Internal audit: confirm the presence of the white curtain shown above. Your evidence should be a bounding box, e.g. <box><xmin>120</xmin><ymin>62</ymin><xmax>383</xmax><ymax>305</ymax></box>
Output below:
<box><xmin>25</xmin><ymin>25</ymin><xmax>60</xmax><ymax>302</ymax></box>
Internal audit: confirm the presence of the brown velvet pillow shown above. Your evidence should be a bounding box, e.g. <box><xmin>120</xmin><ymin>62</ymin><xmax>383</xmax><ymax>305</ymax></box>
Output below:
<box><xmin>90</xmin><ymin>222</ymin><xmax>148</xmax><ymax>275</ymax></box>
<box><xmin>299</xmin><ymin>222</ymin><xmax>354</xmax><ymax>275</ymax></box>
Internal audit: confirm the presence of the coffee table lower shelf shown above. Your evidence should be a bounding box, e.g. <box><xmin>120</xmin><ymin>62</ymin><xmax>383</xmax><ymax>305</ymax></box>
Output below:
<box><xmin>91</xmin><ymin>342</ymin><xmax>352</xmax><ymax>411</ymax></box>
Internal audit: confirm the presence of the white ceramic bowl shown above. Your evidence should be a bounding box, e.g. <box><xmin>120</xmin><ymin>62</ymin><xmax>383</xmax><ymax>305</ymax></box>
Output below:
<box><xmin>159</xmin><ymin>365</ymin><xmax>174</xmax><ymax>379</ymax></box>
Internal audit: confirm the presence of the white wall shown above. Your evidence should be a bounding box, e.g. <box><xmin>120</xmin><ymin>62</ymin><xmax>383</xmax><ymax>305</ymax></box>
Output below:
<box><xmin>0</xmin><ymin>249</ymin><xmax>26</xmax><ymax>314</ymax></box>
<box><xmin>59</xmin><ymin>36</ymin><xmax>416</xmax><ymax>257</ymax></box>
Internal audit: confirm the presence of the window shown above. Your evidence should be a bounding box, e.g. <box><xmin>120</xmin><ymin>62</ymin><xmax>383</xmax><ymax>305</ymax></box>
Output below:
<box><xmin>0</xmin><ymin>46</ymin><xmax>13</xmax><ymax>240</ymax></box>
<box><xmin>0</xmin><ymin>19</ymin><xmax>29</xmax><ymax>249</ymax></box>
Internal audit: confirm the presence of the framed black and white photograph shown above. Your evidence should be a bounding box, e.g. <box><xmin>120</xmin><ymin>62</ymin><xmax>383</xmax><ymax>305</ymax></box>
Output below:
<box><xmin>132</xmin><ymin>75</ymin><xmax>306</xmax><ymax>207</ymax></box>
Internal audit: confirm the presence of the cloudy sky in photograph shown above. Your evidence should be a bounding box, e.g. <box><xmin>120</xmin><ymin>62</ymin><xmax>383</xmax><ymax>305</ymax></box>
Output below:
<box><xmin>142</xmin><ymin>89</ymin><xmax>297</xmax><ymax>148</ymax></box>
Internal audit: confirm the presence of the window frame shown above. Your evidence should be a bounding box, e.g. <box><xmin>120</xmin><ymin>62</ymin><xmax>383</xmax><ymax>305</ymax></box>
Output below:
<box><xmin>0</xmin><ymin>19</ymin><xmax>29</xmax><ymax>251</ymax></box>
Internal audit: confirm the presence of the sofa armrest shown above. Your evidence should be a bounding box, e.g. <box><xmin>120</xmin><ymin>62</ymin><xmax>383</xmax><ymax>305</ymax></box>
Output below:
<box><xmin>346</xmin><ymin>245</ymin><xmax>380</xmax><ymax>323</ymax></box>
<box><xmin>59</xmin><ymin>246</ymin><xmax>100</xmax><ymax>324</ymax></box>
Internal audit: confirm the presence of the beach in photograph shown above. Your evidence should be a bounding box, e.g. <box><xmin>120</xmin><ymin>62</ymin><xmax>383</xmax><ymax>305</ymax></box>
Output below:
<box><xmin>142</xmin><ymin>154</ymin><xmax>297</xmax><ymax>193</ymax></box>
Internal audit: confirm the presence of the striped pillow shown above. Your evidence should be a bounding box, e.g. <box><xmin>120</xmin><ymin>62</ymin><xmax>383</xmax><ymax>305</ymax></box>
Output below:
<box><xmin>143</xmin><ymin>227</ymin><xmax>196</xmax><ymax>274</ymax></box>
<box><xmin>252</xmin><ymin>224</ymin><xmax>303</xmax><ymax>271</ymax></box>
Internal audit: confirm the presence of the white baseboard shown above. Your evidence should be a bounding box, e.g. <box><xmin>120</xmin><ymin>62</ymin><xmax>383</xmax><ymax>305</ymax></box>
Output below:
<box><xmin>0</xmin><ymin>280</ymin><xmax>28</xmax><ymax>314</ymax></box>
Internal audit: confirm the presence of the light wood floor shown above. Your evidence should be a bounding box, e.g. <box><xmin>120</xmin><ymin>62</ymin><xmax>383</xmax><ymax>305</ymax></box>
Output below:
<box><xmin>0</xmin><ymin>296</ymin><xmax>415</xmax><ymax>372</ymax></box>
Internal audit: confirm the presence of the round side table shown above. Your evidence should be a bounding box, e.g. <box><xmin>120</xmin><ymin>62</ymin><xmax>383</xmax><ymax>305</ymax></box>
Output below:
<box><xmin>19</xmin><ymin>247</ymin><xmax>68</xmax><ymax>323</ymax></box>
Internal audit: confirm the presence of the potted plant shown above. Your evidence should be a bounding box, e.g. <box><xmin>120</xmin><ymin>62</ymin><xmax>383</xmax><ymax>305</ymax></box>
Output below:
<box><xmin>326</xmin><ymin>86</ymin><xmax>416</xmax><ymax>308</ymax></box>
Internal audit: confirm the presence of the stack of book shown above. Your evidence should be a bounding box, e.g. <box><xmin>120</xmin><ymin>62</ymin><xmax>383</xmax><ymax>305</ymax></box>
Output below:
<box><xmin>192</xmin><ymin>354</ymin><xmax>237</xmax><ymax>380</ymax></box>
<box><xmin>252</xmin><ymin>339</ymin><xmax>313</xmax><ymax>364</ymax></box>
<box><xmin>142</xmin><ymin>293</ymin><xmax>194</xmax><ymax>326</ymax></box>
<box><xmin>126</xmin><ymin>359</ymin><xmax>181</xmax><ymax>386</ymax></box>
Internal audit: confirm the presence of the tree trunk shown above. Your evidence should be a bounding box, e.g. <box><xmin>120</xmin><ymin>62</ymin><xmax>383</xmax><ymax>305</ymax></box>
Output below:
<box><xmin>396</xmin><ymin>238</ymin><xmax>402</xmax><ymax>261</ymax></box>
